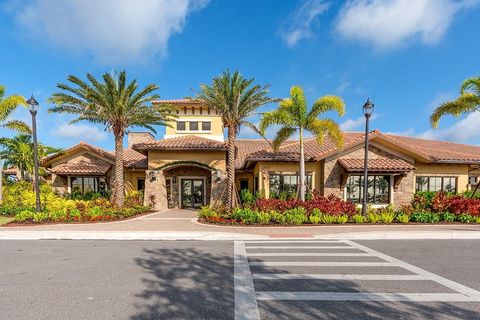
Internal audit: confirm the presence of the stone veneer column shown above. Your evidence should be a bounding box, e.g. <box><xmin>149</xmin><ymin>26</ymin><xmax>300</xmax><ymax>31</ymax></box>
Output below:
<box><xmin>210</xmin><ymin>170</ymin><xmax>227</xmax><ymax>206</ymax></box>
<box><xmin>144</xmin><ymin>169</ymin><xmax>168</xmax><ymax>211</ymax></box>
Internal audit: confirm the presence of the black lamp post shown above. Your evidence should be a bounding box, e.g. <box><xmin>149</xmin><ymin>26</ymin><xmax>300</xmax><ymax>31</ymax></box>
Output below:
<box><xmin>26</xmin><ymin>95</ymin><xmax>41</xmax><ymax>212</ymax></box>
<box><xmin>361</xmin><ymin>98</ymin><xmax>374</xmax><ymax>216</ymax></box>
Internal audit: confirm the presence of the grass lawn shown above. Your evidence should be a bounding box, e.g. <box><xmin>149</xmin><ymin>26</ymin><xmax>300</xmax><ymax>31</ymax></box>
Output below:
<box><xmin>0</xmin><ymin>216</ymin><xmax>14</xmax><ymax>226</ymax></box>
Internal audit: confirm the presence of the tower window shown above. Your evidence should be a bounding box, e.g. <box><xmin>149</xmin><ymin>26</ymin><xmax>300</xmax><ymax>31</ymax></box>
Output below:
<box><xmin>177</xmin><ymin>121</ymin><xmax>186</xmax><ymax>131</ymax></box>
<box><xmin>202</xmin><ymin>122</ymin><xmax>211</xmax><ymax>131</ymax></box>
<box><xmin>189</xmin><ymin>122</ymin><xmax>199</xmax><ymax>131</ymax></box>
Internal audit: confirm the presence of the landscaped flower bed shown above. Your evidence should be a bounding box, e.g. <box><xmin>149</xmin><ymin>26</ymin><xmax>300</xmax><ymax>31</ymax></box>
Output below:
<box><xmin>0</xmin><ymin>182</ymin><xmax>152</xmax><ymax>224</ymax></box>
<box><xmin>199</xmin><ymin>192</ymin><xmax>480</xmax><ymax>225</ymax></box>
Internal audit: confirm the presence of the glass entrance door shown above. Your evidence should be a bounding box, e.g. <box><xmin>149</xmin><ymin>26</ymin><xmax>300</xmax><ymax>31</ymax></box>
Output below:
<box><xmin>181</xmin><ymin>179</ymin><xmax>204</xmax><ymax>208</ymax></box>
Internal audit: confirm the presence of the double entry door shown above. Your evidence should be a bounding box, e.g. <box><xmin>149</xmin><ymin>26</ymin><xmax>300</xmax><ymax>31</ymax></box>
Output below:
<box><xmin>181</xmin><ymin>178</ymin><xmax>205</xmax><ymax>208</ymax></box>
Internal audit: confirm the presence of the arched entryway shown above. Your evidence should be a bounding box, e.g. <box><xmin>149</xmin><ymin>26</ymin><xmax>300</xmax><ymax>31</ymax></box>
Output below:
<box><xmin>163</xmin><ymin>165</ymin><xmax>212</xmax><ymax>209</ymax></box>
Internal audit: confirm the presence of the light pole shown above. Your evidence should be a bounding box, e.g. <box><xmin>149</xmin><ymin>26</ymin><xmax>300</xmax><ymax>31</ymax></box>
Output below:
<box><xmin>361</xmin><ymin>98</ymin><xmax>374</xmax><ymax>216</ymax></box>
<box><xmin>27</xmin><ymin>95</ymin><xmax>41</xmax><ymax>212</ymax></box>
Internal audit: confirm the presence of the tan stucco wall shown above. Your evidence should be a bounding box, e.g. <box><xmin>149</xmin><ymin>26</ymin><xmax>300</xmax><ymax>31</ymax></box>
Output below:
<box><xmin>124</xmin><ymin>170</ymin><xmax>146</xmax><ymax>193</ymax></box>
<box><xmin>148</xmin><ymin>151</ymin><xmax>226</xmax><ymax>171</ymax></box>
<box><xmin>415</xmin><ymin>163</ymin><xmax>470</xmax><ymax>192</ymax></box>
<box><xmin>165</xmin><ymin>105</ymin><xmax>224</xmax><ymax>140</ymax></box>
<box><xmin>235</xmin><ymin>171</ymin><xmax>254</xmax><ymax>192</ymax></box>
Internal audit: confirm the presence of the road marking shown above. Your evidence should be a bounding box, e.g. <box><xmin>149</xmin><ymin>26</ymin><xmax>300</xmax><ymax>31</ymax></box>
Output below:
<box><xmin>247</xmin><ymin>252</ymin><xmax>372</xmax><ymax>257</ymax></box>
<box><xmin>252</xmin><ymin>274</ymin><xmax>425</xmax><ymax>281</ymax></box>
<box><xmin>234</xmin><ymin>241</ymin><xmax>260</xmax><ymax>320</ymax></box>
<box><xmin>245</xmin><ymin>240</ymin><xmax>344</xmax><ymax>244</ymax></box>
<box><xmin>256</xmin><ymin>292</ymin><xmax>480</xmax><ymax>302</ymax></box>
<box><xmin>246</xmin><ymin>246</ymin><xmax>356</xmax><ymax>250</ymax></box>
<box><xmin>344</xmin><ymin>240</ymin><xmax>480</xmax><ymax>299</ymax></box>
<box><xmin>249</xmin><ymin>261</ymin><xmax>394</xmax><ymax>267</ymax></box>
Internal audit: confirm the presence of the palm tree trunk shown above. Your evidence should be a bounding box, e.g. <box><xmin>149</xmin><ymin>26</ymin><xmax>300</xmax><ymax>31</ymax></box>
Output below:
<box><xmin>226</xmin><ymin>127</ymin><xmax>237</xmax><ymax>210</ymax></box>
<box><xmin>299</xmin><ymin>127</ymin><xmax>306</xmax><ymax>201</ymax></box>
<box><xmin>113</xmin><ymin>134</ymin><xmax>125</xmax><ymax>208</ymax></box>
<box><xmin>19</xmin><ymin>164</ymin><xmax>25</xmax><ymax>181</ymax></box>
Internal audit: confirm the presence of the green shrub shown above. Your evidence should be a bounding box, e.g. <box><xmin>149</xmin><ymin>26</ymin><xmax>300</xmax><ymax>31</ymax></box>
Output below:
<box><xmin>199</xmin><ymin>206</ymin><xmax>218</xmax><ymax>219</ymax></box>
<box><xmin>336</xmin><ymin>215</ymin><xmax>348</xmax><ymax>224</ymax></box>
<box><xmin>14</xmin><ymin>210</ymin><xmax>34</xmax><ymax>222</ymax></box>
<box><xmin>352</xmin><ymin>214</ymin><xmax>365</xmax><ymax>224</ymax></box>
<box><xmin>232</xmin><ymin>208</ymin><xmax>259</xmax><ymax>224</ymax></box>
<box><xmin>272</xmin><ymin>212</ymin><xmax>287</xmax><ymax>224</ymax></box>
<box><xmin>380</xmin><ymin>212</ymin><xmax>395</xmax><ymax>224</ymax></box>
<box><xmin>32</xmin><ymin>211</ymin><xmax>49</xmax><ymax>222</ymax></box>
<box><xmin>396</xmin><ymin>213</ymin><xmax>410</xmax><ymax>224</ymax></box>
<box><xmin>257</xmin><ymin>212</ymin><xmax>271</xmax><ymax>224</ymax></box>
<box><xmin>441</xmin><ymin>212</ymin><xmax>456</xmax><ymax>222</ymax></box>
<box><xmin>411</xmin><ymin>212</ymin><xmax>440</xmax><ymax>223</ymax></box>
<box><xmin>309</xmin><ymin>214</ymin><xmax>321</xmax><ymax>224</ymax></box>
<box><xmin>284</xmin><ymin>208</ymin><xmax>307</xmax><ymax>225</ymax></box>
<box><xmin>476</xmin><ymin>217</ymin><xmax>480</xmax><ymax>224</ymax></box>
<box><xmin>367</xmin><ymin>213</ymin><xmax>380</xmax><ymax>223</ymax></box>
<box><xmin>240</xmin><ymin>189</ymin><xmax>255</xmax><ymax>206</ymax></box>
<box><xmin>320</xmin><ymin>214</ymin><xmax>336</xmax><ymax>224</ymax></box>
<box><xmin>458</xmin><ymin>214</ymin><xmax>474</xmax><ymax>223</ymax></box>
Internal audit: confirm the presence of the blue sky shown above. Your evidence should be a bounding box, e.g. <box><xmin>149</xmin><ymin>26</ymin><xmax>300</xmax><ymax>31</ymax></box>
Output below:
<box><xmin>1</xmin><ymin>0</ymin><xmax>479</xmax><ymax>150</ymax></box>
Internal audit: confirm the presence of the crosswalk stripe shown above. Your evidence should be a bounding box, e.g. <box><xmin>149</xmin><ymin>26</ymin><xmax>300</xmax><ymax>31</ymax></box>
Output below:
<box><xmin>249</xmin><ymin>261</ymin><xmax>394</xmax><ymax>267</ymax></box>
<box><xmin>252</xmin><ymin>274</ymin><xmax>425</xmax><ymax>280</ymax></box>
<box><xmin>247</xmin><ymin>252</ymin><xmax>372</xmax><ymax>257</ymax></box>
<box><xmin>256</xmin><ymin>292</ymin><xmax>480</xmax><ymax>302</ymax></box>
<box><xmin>246</xmin><ymin>246</ymin><xmax>355</xmax><ymax>249</ymax></box>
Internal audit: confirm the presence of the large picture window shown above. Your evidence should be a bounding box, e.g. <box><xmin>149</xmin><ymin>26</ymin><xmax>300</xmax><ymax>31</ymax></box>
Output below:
<box><xmin>70</xmin><ymin>177</ymin><xmax>107</xmax><ymax>195</ymax></box>
<box><xmin>415</xmin><ymin>176</ymin><xmax>457</xmax><ymax>193</ymax></box>
<box><xmin>346</xmin><ymin>175</ymin><xmax>390</xmax><ymax>204</ymax></box>
<box><xmin>269</xmin><ymin>174</ymin><xmax>312</xmax><ymax>198</ymax></box>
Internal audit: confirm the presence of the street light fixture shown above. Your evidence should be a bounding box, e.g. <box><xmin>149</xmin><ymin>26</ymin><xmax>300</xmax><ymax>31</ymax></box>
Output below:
<box><xmin>361</xmin><ymin>98</ymin><xmax>374</xmax><ymax>216</ymax></box>
<box><xmin>26</xmin><ymin>95</ymin><xmax>41</xmax><ymax>212</ymax></box>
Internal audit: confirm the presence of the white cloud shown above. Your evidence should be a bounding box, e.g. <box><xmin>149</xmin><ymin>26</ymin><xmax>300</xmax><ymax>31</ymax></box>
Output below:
<box><xmin>52</xmin><ymin>123</ymin><xmax>108</xmax><ymax>143</ymax></box>
<box><xmin>427</xmin><ymin>92</ymin><xmax>456</xmax><ymax>112</ymax></box>
<box><xmin>417</xmin><ymin>112</ymin><xmax>480</xmax><ymax>143</ymax></box>
<box><xmin>11</xmin><ymin>0</ymin><xmax>208</xmax><ymax>64</ymax></box>
<box><xmin>336</xmin><ymin>80</ymin><xmax>351</xmax><ymax>94</ymax></box>
<box><xmin>280</xmin><ymin>0</ymin><xmax>331</xmax><ymax>47</ymax></box>
<box><xmin>335</xmin><ymin>0</ymin><xmax>478</xmax><ymax>50</ymax></box>
<box><xmin>340</xmin><ymin>114</ymin><xmax>378</xmax><ymax>131</ymax></box>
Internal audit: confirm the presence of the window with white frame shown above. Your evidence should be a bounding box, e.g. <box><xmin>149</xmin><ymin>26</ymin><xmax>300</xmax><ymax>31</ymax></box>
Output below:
<box><xmin>415</xmin><ymin>176</ymin><xmax>457</xmax><ymax>193</ymax></box>
<box><xmin>346</xmin><ymin>175</ymin><xmax>390</xmax><ymax>204</ymax></box>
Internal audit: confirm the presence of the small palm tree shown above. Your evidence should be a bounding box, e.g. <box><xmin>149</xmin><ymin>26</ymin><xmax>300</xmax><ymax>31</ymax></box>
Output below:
<box><xmin>431</xmin><ymin>76</ymin><xmax>480</xmax><ymax>128</ymax></box>
<box><xmin>260</xmin><ymin>86</ymin><xmax>345</xmax><ymax>201</ymax></box>
<box><xmin>0</xmin><ymin>134</ymin><xmax>61</xmax><ymax>180</ymax></box>
<box><xmin>197</xmin><ymin>69</ymin><xmax>276</xmax><ymax>210</ymax></box>
<box><xmin>49</xmin><ymin>71</ymin><xmax>174</xmax><ymax>207</ymax></box>
<box><xmin>0</xmin><ymin>85</ymin><xmax>31</xmax><ymax>202</ymax></box>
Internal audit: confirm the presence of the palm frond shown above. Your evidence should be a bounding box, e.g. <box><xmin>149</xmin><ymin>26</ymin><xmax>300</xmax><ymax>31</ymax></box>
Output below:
<box><xmin>272</xmin><ymin>126</ymin><xmax>296</xmax><ymax>151</ymax></box>
<box><xmin>431</xmin><ymin>93</ymin><xmax>480</xmax><ymax>128</ymax></box>
<box><xmin>306</xmin><ymin>119</ymin><xmax>344</xmax><ymax>149</ymax></box>
<box><xmin>1</xmin><ymin>120</ymin><xmax>31</xmax><ymax>134</ymax></box>
<box><xmin>460</xmin><ymin>76</ymin><xmax>480</xmax><ymax>95</ymax></box>
<box><xmin>308</xmin><ymin>95</ymin><xmax>345</xmax><ymax>120</ymax></box>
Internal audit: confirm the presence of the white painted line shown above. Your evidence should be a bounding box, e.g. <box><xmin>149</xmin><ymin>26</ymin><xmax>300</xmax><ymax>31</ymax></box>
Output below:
<box><xmin>252</xmin><ymin>274</ymin><xmax>425</xmax><ymax>281</ymax></box>
<box><xmin>245</xmin><ymin>240</ymin><xmax>345</xmax><ymax>244</ymax></box>
<box><xmin>234</xmin><ymin>241</ymin><xmax>260</xmax><ymax>320</ymax></box>
<box><xmin>249</xmin><ymin>261</ymin><xmax>394</xmax><ymax>267</ymax></box>
<box><xmin>141</xmin><ymin>218</ymin><xmax>193</xmax><ymax>220</ymax></box>
<box><xmin>246</xmin><ymin>246</ymin><xmax>355</xmax><ymax>250</ymax></box>
<box><xmin>256</xmin><ymin>292</ymin><xmax>480</xmax><ymax>302</ymax></box>
<box><xmin>345</xmin><ymin>240</ymin><xmax>480</xmax><ymax>299</ymax></box>
<box><xmin>247</xmin><ymin>252</ymin><xmax>372</xmax><ymax>257</ymax></box>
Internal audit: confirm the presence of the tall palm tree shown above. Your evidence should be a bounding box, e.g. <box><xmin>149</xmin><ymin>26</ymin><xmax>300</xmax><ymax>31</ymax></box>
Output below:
<box><xmin>259</xmin><ymin>86</ymin><xmax>345</xmax><ymax>201</ymax></box>
<box><xmin>197</xmin><ymin>69</ymin><xmax>276</xmax><ymax>210</ymax></box>
<box><xmin>0</xmin><ymin>134</ymin><xmax>61</xmax><ymax>180</ymax></box>
<box><xmin>0</xmin><ymin>85</ymin><xmax>31</xmax><ymax>202</ymax></box>
<box><xmin>431</xmin><ymin>76</ymin><xmax>480</xmax><ymax>128</ymax></box>
<box><xmin>49</xmin><ymin>71</ymin><xmax>174</xmax><ymax>207</ymax></box>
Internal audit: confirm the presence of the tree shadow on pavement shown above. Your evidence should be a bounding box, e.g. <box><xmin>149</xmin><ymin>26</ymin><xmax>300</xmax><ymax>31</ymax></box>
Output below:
<box><xmin>130</xmin><ymin>245</ymin><xmax>234</xmax><ymax>320</ymax></box>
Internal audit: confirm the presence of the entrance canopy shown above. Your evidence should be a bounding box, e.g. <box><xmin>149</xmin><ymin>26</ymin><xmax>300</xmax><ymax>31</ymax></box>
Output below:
<box><xmin>338</xmin><ymin>158</ymin><xmax>415</xmax><ymax>173</ymax></box>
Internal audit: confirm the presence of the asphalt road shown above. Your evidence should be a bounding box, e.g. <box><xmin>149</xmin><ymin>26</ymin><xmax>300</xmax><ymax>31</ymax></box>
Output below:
<box><xmin>1</xmin><ymin>240</ymin><xmax>480</xmax><ymax>320</ymax></box>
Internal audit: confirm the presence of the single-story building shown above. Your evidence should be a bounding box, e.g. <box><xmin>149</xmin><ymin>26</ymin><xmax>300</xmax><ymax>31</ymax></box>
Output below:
<box><xmin>41</xmin><ymin>99</ymin><xmax>480</xmax><ymax>210</ymax></box>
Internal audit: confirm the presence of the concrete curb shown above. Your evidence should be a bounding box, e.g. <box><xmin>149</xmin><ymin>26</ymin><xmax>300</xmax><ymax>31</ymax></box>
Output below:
<box><xmin>0</xmin><ymin>230</ymin><xmax>479</xmax><ymax>241</ymax></box>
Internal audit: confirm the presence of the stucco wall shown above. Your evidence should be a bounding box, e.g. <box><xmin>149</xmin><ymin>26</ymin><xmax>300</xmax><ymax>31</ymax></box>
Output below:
<box><xmin>148</xmin><ymin>150</ymin><xmax>226</xmax><ymax>172</ymax></box>
<box><xmin>124</xmin><ymin>170</ymin><xmax>146</xmax><ymax>193</ymax></box>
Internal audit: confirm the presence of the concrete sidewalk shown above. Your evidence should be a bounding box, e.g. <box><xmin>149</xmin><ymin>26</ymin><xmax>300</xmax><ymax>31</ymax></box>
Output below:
<box><xmin>1</xmin><ymin>209</ymin><xmax>480</xmax><ymax>240</ymax></box>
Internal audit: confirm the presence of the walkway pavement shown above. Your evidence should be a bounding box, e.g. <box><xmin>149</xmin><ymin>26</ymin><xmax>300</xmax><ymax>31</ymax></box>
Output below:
<box><xmin>1</xmin><ymin>209</ymin><xmax>480</xmax><ymax>240</ymax></box>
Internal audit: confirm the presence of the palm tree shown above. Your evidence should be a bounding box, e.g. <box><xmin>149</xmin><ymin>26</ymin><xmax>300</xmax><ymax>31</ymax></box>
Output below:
<box><xmin>0</xmin><ymin>85</ymin><xmax>31</xmax><ymax>202</ymax></box>
<box><xmin>49</xmin><ymin>71</ymin><xmax>174</xmax><ymax>207</ymax></box>
<box><xmin>259</xmin><ymin>86</ymin><xmax>345</xmax><ymax>201</ymax></box>
<box><xmin>197</xmin><ymin>69</ymin><xmax>276</xmax><ymax>210</ymax></box>
<box><xmin>431</xmin><ymin>76</ymin><xmax>480</xmax><ymax>128</ymax></box>
<box><xmin>0</xmin><ymin>134</ymin><xmax>61</xmax><ymax>180</ymax></box>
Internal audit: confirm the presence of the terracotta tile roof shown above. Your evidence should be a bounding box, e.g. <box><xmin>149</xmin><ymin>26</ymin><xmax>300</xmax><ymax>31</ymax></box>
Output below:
<box><xmin>235</xmin><ymin>139</ymin><xmax>274</xmax><ymax>169</ymax></box>
<box><xmin>48</xmin><ymin>162</ymin><xmax>111</xmax><ymax>176</ymax></box>
<box><xmin>338</xmin><ymin>158</ymin><xmax>416</xmax><ymax>172</ymax></box>
<box><xmin>152</xmin><ymin>99</ymin><xmax>203</xmax><ymax>105</ymax></box>
<box><xmin>2</xmin><ymin>167</ymin><xmax>17</xmax><ymax>175</ymax></box>
<box><xmin>42</xmin><ymin>142</ymin><xmax>147</xmax><ymax>169</ymax></box>
<box><xmin>133</xmin><ymin>135</ymin><xmax>227</xmax><ymax>152</ymax></box>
